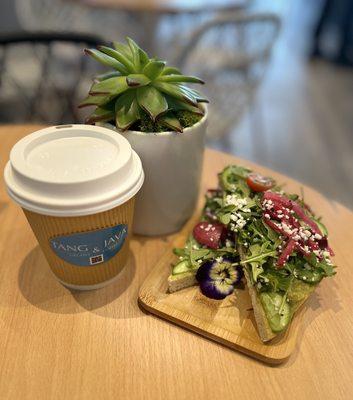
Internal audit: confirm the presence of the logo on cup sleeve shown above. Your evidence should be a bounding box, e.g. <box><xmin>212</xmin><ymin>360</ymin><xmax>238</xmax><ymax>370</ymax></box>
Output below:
<box><xmin>50</xmin><ymin>224</ymin><xmax>128</xmax><ymax>267</ymax></box>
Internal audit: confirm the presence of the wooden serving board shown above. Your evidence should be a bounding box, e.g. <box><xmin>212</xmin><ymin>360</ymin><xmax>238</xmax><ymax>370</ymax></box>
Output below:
<box><xmin>139</xmin><ymin>218</ymin><xmax>305</xmax><ymax>365</ymax></box>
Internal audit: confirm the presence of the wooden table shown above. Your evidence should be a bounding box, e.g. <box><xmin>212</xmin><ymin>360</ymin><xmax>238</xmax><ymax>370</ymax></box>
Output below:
<box><xmin>0</xmin><ymin>125</ymin><xmax>352</xmax><ymax>400</ymax></box>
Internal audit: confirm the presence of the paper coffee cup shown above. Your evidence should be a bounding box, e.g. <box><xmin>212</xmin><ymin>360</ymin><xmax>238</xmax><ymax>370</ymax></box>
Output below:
<box><xmin>4</xmin><ymin>125</ymin><xmax>144</xmax><ymax>290</ymax></box>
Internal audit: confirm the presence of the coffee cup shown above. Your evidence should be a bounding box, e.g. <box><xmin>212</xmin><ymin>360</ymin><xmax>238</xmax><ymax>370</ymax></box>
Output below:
<box><xmin>4</xmin><ymin>124</ymin><xmax>144</xmax><ymax>290</ymax></box>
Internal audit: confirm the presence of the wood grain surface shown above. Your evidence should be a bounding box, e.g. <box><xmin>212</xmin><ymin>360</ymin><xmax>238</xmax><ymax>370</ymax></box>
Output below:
<box><xmin>138</xmin><ymin>214</ymin><xmax>306</xmax><ymax>365</ymax></box>
<box><xmin>0</xmin><ymin>125</ymin><xmax>352</xmax><ymax>400</ymax></box>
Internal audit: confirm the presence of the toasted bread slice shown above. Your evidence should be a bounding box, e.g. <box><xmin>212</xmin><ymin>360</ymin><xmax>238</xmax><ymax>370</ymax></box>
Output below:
<box><xmin>167</xmin><ymin>271</ymin><xmax>197</xmax><ymax>293</ymax></box>
<box><xmin>238</xmin><ymin>246</ymin><xmax>275</xmax><ymax>341</ymax></box>
<box><xmin>243</xmin><ymin>266</ymin><xmax>277</xmax><ymax>342</ymax></box>
<box><xmin>244</xmin><ymin>265</ymin><xmax>313</xmax><ymax>342</ymax></box>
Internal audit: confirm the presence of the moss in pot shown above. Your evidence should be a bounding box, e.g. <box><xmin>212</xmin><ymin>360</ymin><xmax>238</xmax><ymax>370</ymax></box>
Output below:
<box><xmin>79</xmin><ymin>38</ymin><xmax>208</xmax><ymax>236</ymax></box>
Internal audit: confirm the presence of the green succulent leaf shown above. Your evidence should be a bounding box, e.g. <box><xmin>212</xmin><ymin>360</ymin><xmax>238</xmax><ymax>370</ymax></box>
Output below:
<box><xmin>138</xmin><ymin>48</ymin><xmax>150</xmax><ymax>68</ymax></box>
<box><xmin>85</xmin><ymin>105</ymin><xmax>115</xmax><ymax>124</ymax></box>
<box><xmin>159</xmin><ymin>114</ymin><xmax>183</xmax><ymax>132</ymax></box>
<box><xmin>97</xmin><ymin>45</ymin><xmax>135</xmax><ymax>72</ymax></box>
<box><xmin>161</xmin><ymin>66</ymin><xmax>181</xmax><ymax>75</ymax></box>
<box><xmin>78</xmin><ymin>93</ymin><xmax>113</xmax><ymax>108</ymax></box>
<box><xmin>94</xmin><ymin>71</ymin><xmax>121</xmax><ymax>82</ymax></box>
<box><xmin>115</xmin><ymin>92</ymin><xmax>140</xmax><ymax>130</ymax></box>
<box><xmin>126</xmin><ymin>37</ymin><xmax>143</xmax><ymax>71</ymax></box>
<box><xmin>137</xmin><ymin>86</ymin><xmax>168</xmax><ymax>120</ymax></box>
<box><xmin>126</xmin><ymin>74</ymin><xmax>151</xmax><ymax>87</ymax></box>
<box><xmin>84</xmin><ymin>49</ymin><xmax>128</xmax><ymax>74</ymax></box>
<box><xmin>157</xmin><ymin>75</ymin><xmax>204</xmax><ymax>84</ymax></box>
<box><xmin>89</xmin><ymin>76</ymin><xmax>128</xmax><ymax>96</ymax></box>
<box><xmin>180</xmin><ymin>86</ymin><xmax>209</xmax><ymax>103</ymax></box>
<box><xmin>153</xmin><ymin>82</ymin><xmax>198</xmax><ymax>106</ymax></box>
<box><xmin>143</xmin><ymin>60</ymin><xmax>166</xmax><ymax>80</ymax></box>
<box><xmin>82</xmin><ymin>38</ymin><xmax>206</xmax><ymax>132</ymax></box>
<box><xmin>166</xmin><ymin>96</ymin><xmax>204</xmax><ymax>115</ymax></box>
<box><xmin>112</xmin><ymin>42</ymin><xmax>132</xmax><ymax>60</ymax></box>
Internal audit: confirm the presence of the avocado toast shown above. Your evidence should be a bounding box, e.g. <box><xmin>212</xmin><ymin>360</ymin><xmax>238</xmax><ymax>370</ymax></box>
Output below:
<box><xmin>168</xmin><ymin>165</ymin><xmax>336</xmax><ymax>342</ymax></box>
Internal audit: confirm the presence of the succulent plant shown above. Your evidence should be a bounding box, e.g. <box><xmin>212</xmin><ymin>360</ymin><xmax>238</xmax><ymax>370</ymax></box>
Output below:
<box><xmin>79</xmin><ymin>37</ymin><xmax>208</xmax><ymax>133</ymax></box>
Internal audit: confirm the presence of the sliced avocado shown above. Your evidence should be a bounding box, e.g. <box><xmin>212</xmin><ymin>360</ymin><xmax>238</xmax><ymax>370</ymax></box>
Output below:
<box><xmin>260</xmin><ymin>292</ymin><xmax>292</xmax><ymax>333</ymax></box>
<box><xmin>294</xmin><ymin>268</ymin><xmax>323</xmax><ymax>284</ymax></box>
<box><xmin>287</xmin><ymin>279</ymin><xmax>316</xmax><ymax>303</ymax></box>
<box><xmin>172</xmin><ymin>260</ymin><xmax>191</xmax><ymax>275</ymax></box>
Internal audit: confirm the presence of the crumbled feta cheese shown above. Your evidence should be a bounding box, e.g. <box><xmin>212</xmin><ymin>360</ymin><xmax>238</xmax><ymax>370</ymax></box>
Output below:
<box><xmin>225</xmin><ymin>239</ymin><xmax>233</xmax><ymax>248</ymax></box>
<box><xmin>225</xmin><ymin>194</ymin><xmax>248</xmax><ymax>207</ymax></box>
<box><xmin>281</xmin><ymin>223</ymin><xmax>293</xmax><ymax>235</ymax></box>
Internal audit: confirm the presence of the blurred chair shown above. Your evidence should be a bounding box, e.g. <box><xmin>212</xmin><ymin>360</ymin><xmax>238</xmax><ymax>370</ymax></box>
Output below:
<box><xmin>176</xmin><ymin>12</ymin><xmax>280</xmax><ymax>144</ymax></box>
<box><xmin>15</xmin><ymin>0</ymin><xmax>89</xmax><ymax>32</ymax></box>
<box><xmin>0</xmin><ymin>32</ymin><xmax>106</xmax><ymax>124</ymax></box>
<box><xmin>15</xmin><ymin>0</ymin><xmax>138</xmax><ymax>43</ymax></box>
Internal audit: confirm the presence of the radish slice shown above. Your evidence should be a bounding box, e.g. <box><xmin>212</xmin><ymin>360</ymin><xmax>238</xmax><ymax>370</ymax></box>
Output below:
<box><xmin>263</xmin><ymin>218</ymin><xmax>284</xmax><ymax>235</ymax></box>
<box><xmin>263</xmin><ymin>191</ymin><xmax>291</xmax><ymax>208</ymax></box>
<box><xmin>263</xmin><ymin>191</ymin><xmax>333</xmax><ymax>265</ymax></box>
<box><xmin>264</xmin><ymin>192</ymin><xmax>322</xmax><ymax>234</ymax></box>
<box><xmin>291</xmin><ymin>201</ymin><xmax>322</xmax><ymax>235</ymax></box>
<box><xmin>328</xmin><ymin>246</ymin><xmax>335</xmax><ymax>256</ymax></box>
<box><xmin>193</xmin><ymin>222</ymin><xmax>225</xmax><ymax>249</ymax></box>
<box><xmin>277</xmin><ymin>239</ymin><xmax>296</xmax><ymax>267</ymax></box>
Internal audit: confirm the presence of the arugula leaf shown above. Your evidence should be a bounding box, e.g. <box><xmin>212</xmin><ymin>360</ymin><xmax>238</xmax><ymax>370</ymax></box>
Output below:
<box><xmin>241</xmin><ymin>243</ymin><xmax>277</xmax><ymax>282</ymax></box>
<box><xmin>304</xmin><ymin>253</ymin><xmax>336</xmax><ymax>277</ymax></box>
<box><xmin>312</xmin><ymin>216</ymin><xmax>329</xmax><ymax>236</ymax></box>
<box><xmin>262</xmin><ymin>269</ymin><xmax>293</xmax><ymax>292</ymax></box>
<box><xmin>317</xmin><ymin>261</ymin><xmax>336</xmax><ymax>276</ymax></box>
<box><xmin>219</xmin><ymin>213</ymin><xmax>231</xmax><ymax>225</ymax></box>
<box><xmin>172</xmin><ymin>234</ymin><xmax>238</xmax><ymax>270</ymax></box>
<box><xmin>190</xmin><ymin>248</ymin><xmax>210</xmax><ymax>267</ymax></box>
<box><xmin>252</xmin><ymin>264</ymin><xmax>264</xmax><ymax>282</ymax></box>
<box><xmin>237</xmin><ymin>179</ymin><xmax>251</xmax><ymax>197</ymax></box>
<box><xmin>241</xmin><ymin>250</ymin><xmax>277</xmax><ymax>265</ymax></box>
<box><xmin>173</xmin><ymin>248</ymin><xmax>186</xmax><ymax>257</ymax></box>
<box><xmin>262</xmin><ymin>219</ymin><xmax>280</xmax><ymax>244</ymax></box>
<box><xmin>219</xmin><ymin>165</ymin><xmax>251</xmax><ymax>193</ymax></box>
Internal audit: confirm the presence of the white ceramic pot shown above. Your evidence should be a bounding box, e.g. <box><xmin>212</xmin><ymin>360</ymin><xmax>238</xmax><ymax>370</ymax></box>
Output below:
<box><xmin>98</xmin><ymin>110</ymin><xmax>207</xmax><ymax>235</ymax></box>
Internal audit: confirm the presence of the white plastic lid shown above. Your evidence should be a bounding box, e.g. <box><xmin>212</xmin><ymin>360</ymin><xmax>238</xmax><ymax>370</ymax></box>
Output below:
<box><xmin>4</xmin><ymin>124</ymin><xmax>144</xmax><ymax>217</ymax></box>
